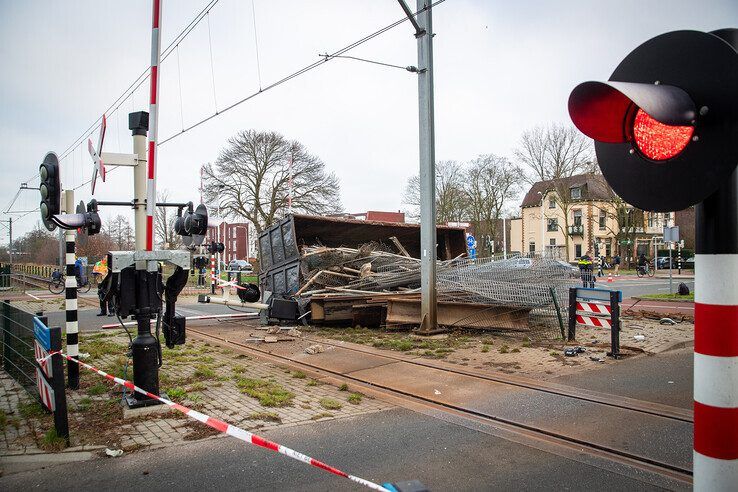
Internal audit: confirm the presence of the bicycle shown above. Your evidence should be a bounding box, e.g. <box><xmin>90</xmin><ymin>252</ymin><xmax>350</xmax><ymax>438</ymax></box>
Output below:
<box><xmin>636</xmin><ymin>263</ymin><xmax>655</xmax><ymax>278</ymax></box>
<box><xmin>48</xmin><ymin>275</ymin><xmax>92</xmax><ymax>294</ymax></box>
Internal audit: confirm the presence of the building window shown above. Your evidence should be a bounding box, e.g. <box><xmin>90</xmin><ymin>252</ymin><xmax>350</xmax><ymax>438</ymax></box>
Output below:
<box><xmin>575</xmin><ymin>244</ymin><xmax>582</xmax><ymax>258</ymax></box>
<box><xmin>599</xmin><ymin>210</ymin><xmax>606</xmax><ymax>230</ymax></box>
<box><xmin>548</xmin><ymin>198</ymin><xmax>556</xmax><ymax>209</ymax></box>
<box><xmin>529</xmin><ymin>242</ymin><xmax>536</xmax><ymax>253</ymax></box>
<box><xmin>606</xmin><ymin>242</ymin><xmax>612</xmax><ymax>257</ymax></box>
<box><xmin>550</xmin><ymin>238</ymin><xmax>556</xmax><ymax>246</ymax></box>
<box><xmin>572</xmin><ymin>209</ymin><xmax>582</xmax><ymax>226</ymax></box>
<box><xmin>663</xmin><ymin>212</ymin><xmax>671</xmax><ymax>225</ymax></box>
<box><xmin>547</xmin><ymin>218</ymin><xmax>558</xmax><ymax>232</ymax></box>
<box><xmin>570</xmin><ymin>187</ymin><xmax>582</xmax><ymax>200</ymax></box>
<box><xmin>648</xmin><ymin>213</ymin><xmax>654</xmax><ymax>227</ymax></box>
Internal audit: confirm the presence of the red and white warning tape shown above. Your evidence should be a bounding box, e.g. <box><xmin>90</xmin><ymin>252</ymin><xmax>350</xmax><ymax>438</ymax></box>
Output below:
<box><xmin>39</xmin><ymin>351</ymin><xmax>389</xmax><ymax>491</ymax></box>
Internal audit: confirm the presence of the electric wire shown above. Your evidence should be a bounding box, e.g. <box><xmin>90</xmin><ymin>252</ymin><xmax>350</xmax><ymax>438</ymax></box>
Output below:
<box><xmin>320</xmin><ymin>53</ymin><xmax>417</xmax><ymax>72</ymax></box>
<box><xmin>251</xmin><ymin>0</ymin><xmax>262</xmax><ymax>90</ymax></box>
<box><xmin>16</xmin><ymin>0</ymin><xmax>222</xmax><ymax>187</ymax></box>
<box><xmin>158</xmin><ymin>0</ymin><xmax>447</xmax><ymax>146</ymax></box>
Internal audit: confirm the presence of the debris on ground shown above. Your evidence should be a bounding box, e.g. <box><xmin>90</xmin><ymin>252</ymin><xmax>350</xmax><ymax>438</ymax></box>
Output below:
<box><xmin>305</xmin><ymin>344</ymin><xmax>325</xmax><ymax>355</ymax></box>
<box><xmin>105</xmin><ymin>448</ymin><xmax>124</xmax><ymax>457</ymax></box>
<box><xmin>633</xmin><ymin>334</ymin><xmax>646</xmax><ymax>342</ymax></box>
<box><xmin>659</xmin><ymin>317</ymin><xmax>676</xmax><ymax>325</ymax></box>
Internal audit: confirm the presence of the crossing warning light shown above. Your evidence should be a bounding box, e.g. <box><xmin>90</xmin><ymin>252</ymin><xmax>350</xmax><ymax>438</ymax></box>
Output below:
<box><xmin>567</xmin><ymin>29</ymin><xmax>738</xmax><ymax>212</ymax></box>
<box><xmin>39</xmin><ymin>152</ymin><xmax>61</xmax><ymax>231</ymax></box>
<box><xmin>174</xmin><ymin>203</ymin><xmax>208</xmax><ymax>247</ymax></box>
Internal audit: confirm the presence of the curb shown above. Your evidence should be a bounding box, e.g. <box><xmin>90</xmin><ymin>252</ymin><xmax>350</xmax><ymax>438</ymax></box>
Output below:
<box><xmin>631</xmin><ymin>296</ymin><xmax>695</xmax><ymax>304</ymax></box>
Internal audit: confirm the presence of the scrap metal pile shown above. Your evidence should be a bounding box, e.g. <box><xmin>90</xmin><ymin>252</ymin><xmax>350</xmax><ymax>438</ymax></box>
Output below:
<box><xmin>297</xmin><ymin>242</ymin><xmax>575</xmax><ymax>338</ymax></box>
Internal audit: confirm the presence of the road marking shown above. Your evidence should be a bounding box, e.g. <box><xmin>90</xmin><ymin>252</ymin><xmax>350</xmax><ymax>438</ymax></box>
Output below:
<box><xmin>25</xmin><ymin>292</ymin><xmax>41</xmax><ymax>300</ymax></box>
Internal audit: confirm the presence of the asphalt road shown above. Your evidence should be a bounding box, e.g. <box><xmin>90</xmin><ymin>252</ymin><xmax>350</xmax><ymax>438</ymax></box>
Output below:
<box><xmin>554</xmin><ymin>347</ymin><xmax>693</xmax><ymax>409</ymax></box>
<box><xmin>0</xmin><ymin>408</ymin><xmax>681</xmax><ymax>491</ymax></box>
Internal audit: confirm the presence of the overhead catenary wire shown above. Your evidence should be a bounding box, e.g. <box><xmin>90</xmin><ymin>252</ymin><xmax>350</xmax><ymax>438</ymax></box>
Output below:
<box><xmin>16</xmin><ymin>0</ymin><xmax>222</xmax><ymax>187</ymax></box>
<box><xmin>158</xmin><ymin>0</ymin><xmax>448</xmax><ymax>146</ymax></box>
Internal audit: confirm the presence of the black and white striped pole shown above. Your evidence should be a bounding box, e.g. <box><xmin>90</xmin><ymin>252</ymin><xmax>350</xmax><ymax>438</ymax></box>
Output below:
<box><xmin>63</xmin><ymin>189</ymin><xmax>79</xmax><ymax>390</ymax></box>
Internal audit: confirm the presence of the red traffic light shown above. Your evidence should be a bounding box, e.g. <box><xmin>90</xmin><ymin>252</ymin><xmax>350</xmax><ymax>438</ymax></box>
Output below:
<box><xmin>632</xmin><ymin>109</ymin><xmax>694</xmax><ymax>161</ymax></box>
<box><xmin>567</xmin><ymin>30</ymin><xmax>738</xmax><ymax>212</ymax></box>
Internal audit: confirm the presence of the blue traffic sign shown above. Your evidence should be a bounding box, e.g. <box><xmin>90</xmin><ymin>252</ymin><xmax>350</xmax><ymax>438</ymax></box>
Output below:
<box><xmin>466</xmin><ymin>234</ymin><xmax>476</xmax><ymax>248</ymax></box>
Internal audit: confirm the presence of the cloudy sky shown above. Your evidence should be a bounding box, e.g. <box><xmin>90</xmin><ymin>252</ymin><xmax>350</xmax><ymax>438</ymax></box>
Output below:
<box><xmin>1</xmin><ymin>0</ymin><xmax>736</xmax><ymax>242</ymax></box>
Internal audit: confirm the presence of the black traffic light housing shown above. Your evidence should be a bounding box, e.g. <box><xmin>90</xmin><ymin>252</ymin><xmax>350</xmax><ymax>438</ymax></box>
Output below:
<box><xmin>174</xmin><ymin>203</ymin><xmax>208</xmax><ymax>247</ymax></box>
<box><xmin>39</xmin><ymin>152</ymin><xmax>61</xmax><ymax>231</ymax></box>
<box><xmin>207</xmin><ymin>241</ymin><xmax>224</xmax><ymax>254</ymax></box>
<box><xmin>75</xmin><ymin>200</ymin><xmax>102</xmax><ymax>236</ymax></box>
<box><xmin>568</xmin><ymin>29</ymin><xmax>738</xmax><ymax>212</ymax></box>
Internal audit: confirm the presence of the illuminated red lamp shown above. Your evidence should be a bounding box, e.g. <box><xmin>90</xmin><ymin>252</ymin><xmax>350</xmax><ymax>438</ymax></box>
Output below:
<box><xmin>632</xmin><ymin>108</ymin><xmax>694</xmax><ymax>161</ymax></box>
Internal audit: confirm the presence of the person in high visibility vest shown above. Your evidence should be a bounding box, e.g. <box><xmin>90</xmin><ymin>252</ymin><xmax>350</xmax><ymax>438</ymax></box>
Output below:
<box><xmin>95</xmin><ymin>257</ymin><xmax>114</xmax><ymax>317</ymax></box>
<box><xmin>578</xmin><ymin>250</ymin><xmax>595</xmax><ymax>288</ymax></box>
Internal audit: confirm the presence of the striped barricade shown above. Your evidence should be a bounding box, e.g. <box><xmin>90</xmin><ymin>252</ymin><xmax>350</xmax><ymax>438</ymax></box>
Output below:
<box><xmin>568</xmin><ymin>287</ymin><xmax>621</xmax><ymax>358</ymax></box>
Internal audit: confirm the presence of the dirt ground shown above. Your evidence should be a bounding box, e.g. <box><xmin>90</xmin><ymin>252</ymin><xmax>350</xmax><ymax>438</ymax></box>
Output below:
<box><xmin>306</xmin><ymin>314</ymin><xmax>694</xmax><ymax>380</ymax></box>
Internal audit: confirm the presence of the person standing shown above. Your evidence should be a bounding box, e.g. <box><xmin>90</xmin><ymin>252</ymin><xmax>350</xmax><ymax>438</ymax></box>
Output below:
<box><xmin>578</xmin><ymin>250</ymin><xmax>595</xmax><ymax>288</ymax></box>
<box><xmin>96</xmin><ymin>257</ymin><xmax>114</xmax><ymax>317</ymax></box>
<box><xmin>613</xmin><ymin>253</ymin><xmax>621</xmax><ymax>276</ymax></box>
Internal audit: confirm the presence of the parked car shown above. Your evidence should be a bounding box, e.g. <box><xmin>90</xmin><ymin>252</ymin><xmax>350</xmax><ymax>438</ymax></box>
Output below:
<box><xmin>682</xmin><ymin>257</ymin><xmax>695</xmax><ymax>269</ymax></box>
<box><xmin>227</xmin><ymin>259</ymin><xmax>253</xmax><ymax>272</ymax></box>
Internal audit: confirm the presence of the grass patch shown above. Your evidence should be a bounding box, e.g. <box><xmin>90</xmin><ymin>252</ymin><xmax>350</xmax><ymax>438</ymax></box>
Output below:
<box><xmin>306</xmin><ymin>379</ymin><xmax>320</xmax><ymax>387</ymax></box>
<box><xmin>19</xmin><ymin>401</ymin><xmax>45</xmax><ymax>419</ymax></box>
<box><xmin>77</xmin><ymin>397</ymin><xmax>92</xmax><ymax>412</ymax></box>
<box><xmin>248</xmin><ymin>411</ymin><xmax>281</xmax><ymax>422</ymax></box>
<box><xmin>167</xmin><ymin>388</ymin><xmax>187</xmax><ymax>402</ymax></box>
<box><xmin>639</xmin><ymin>292</ymin><xmax>694</xmax><ymax>301</ymax></box>
<box><xmin>193</xmin><ymin>365</ymin><xmax>217</xmax><ymax>379</ymax></box>
<box><xmin>338</xmin><ymin>383</ymin><xmax>349</xmax><ymax>391</ymax></box>
<box><xmin>187</xmin><ymin>382</ymin><xmax>206</xmax><ymax>392</ymax></box>
<box><xmin>291</xmin><ymin>371</ymin><xmax>307</xmax><ymax>379</ymax></box>
<box><xmin>84</xmin><ymin>339</ymin><xmax>126</xmax><ymax>359</ymax></box>
<box><xmin>480</xmin><ymin>345</ymin><xmax>490</xmax><ymax>353</ymax></box>
<box><xmin>87</xmin><ymin>382</ymin><xmax>108</xmax><ymax>396</ymax></box>
<box><xmin>319</xmin><ymin>398</ymin><xmax>342</xmax><ymax>410</ymax></box>
<box><xmin>347</xmin><ymin>393</ymin><xmax>363</xmax><ymax>405</ymax></box>
<box><xmin>499</xmin><ymin>345</ymin><xmax>510</xmax><ymax>354</ymax></box>
<box><xmin>311</xmin><ymin>412</ymin><xmax>334</xmax><ymax>420</ymax></box>
<box><xmin>510</xmin><ymin>348</ymin><xmax>521</xmax><ymax>353</ymax></box>
<box><xmin>232</xmin><ymin>365</ymin><xmax>246</xmax><ymax>374</ymax></box>
<box><xmin>235</xmin><ymin>378</ymin><xmax>295</xmax><ymax>407</ymax></box>
<box><xmin>40</xmin><ymin>428</ymin><xmax>67</xmax><ymax>451</ymax></box>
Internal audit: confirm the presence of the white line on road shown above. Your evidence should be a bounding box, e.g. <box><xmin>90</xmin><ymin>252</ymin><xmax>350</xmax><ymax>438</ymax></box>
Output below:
<box><xmin>25</xmin><ymin>292</ymin><xmax>41</xmax><ymax>300</ymax></box>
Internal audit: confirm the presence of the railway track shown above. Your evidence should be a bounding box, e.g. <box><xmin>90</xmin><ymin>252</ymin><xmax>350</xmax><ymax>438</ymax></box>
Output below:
<box><xmin>189</xmin><ymin>326</ymin><xmax>693</xmax><ymax>486</ymax></box>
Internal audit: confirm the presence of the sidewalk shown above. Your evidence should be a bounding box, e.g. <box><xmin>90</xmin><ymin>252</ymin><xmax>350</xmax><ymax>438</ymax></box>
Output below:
<box><xmin>0</xmin><ymin>332</ymin><xmax>392</xmax><ymax>476</ymax></box>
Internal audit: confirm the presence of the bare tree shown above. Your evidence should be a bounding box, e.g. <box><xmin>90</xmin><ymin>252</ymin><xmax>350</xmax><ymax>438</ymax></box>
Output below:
<box><xmin>156</xmin><ymin>189</ymin><xmax>182</xmax><ymax>249</ymax></box>
<box><xmin>106</xmin><ymin>215</ymin><xmax>134</xmax><ymax>250</ymax></box>
<box><xmin>402</xmin><ymin>160</ymin><xmax>467</xmax><ymax>223</ymax></box>
<box><xmin>463</xmin><ymin>154</ymin><xmax>522</xmax><ymax>250</ymax></box>
<box><xmin>515</xmin><ymin>123</ymin><xmax>596</xmax><ymax>184</ymax></box>
<box><xmin>593</xmin><ymin>198</ymin><xmax>646</xmax><ymax>266</ymax></box>
<box><xmin>202</xmin><ymin>130</ymin><xmax>342</xmax><ymax>233</ymax></box>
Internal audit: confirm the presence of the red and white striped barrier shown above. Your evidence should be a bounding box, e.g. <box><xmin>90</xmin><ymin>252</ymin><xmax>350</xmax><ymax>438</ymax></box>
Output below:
<box><xmin>575</xmin><ymin>314</ymin><xmax>611</xmax><ymax>329</ymax></box>
<box><xmin>145</xmin><ymin>0</ymin><xmax>162</xmax><ymax>251</ymax></box>
<box><xmin>693</xmin><ymin>254</ymin><xmax>738</xmax><ymax>488</ymax></box>
<box><xmin>576</xmin><ymin>301</ymin><xmax>611</xmax><ymax>315</ymax></box>
<box><xmin>46</xmin><ymin>351</ymin><xmax>390</xmax><ymax>491</ymax></box>
<box><xmin>101</xmin><ymin>312</ymin><xmax>257</xmax><ymax>329</ymax></box>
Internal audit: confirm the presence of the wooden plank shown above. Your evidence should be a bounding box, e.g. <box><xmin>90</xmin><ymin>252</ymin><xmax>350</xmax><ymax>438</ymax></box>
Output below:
<box><xmin>386</xmin><ymin>298</ymin><xmax>531</xmax><ymax>331</ymax></box>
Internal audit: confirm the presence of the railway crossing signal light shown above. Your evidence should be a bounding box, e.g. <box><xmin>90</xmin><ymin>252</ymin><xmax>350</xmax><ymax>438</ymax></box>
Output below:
<box><xmin>567</xmin><ymin>29</ymin><xmax>738</xmax><ymax>212</ymax></box>
<box><xmin>207</xmin><ymin>241</ymin><xmax>224</xmax><ymax>255</ymax></box>
<box><xmin>568</xmin><ymin>28</ymin><xmax>738</xmax><ymax>491</ymax></box>
<box><xmin>39</xmin><ymin>152</ymin><xmax>61</xmax><ymax>231</ymax></box>
<box><xmin>174</xmin><ymin>203</ymin><xmax>208</xmax><ymax>247</ymax></box>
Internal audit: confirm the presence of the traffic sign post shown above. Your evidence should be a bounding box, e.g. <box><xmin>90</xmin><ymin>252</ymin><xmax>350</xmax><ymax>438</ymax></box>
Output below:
<box><xmin>568</xmin><ymin>28</ymin><xmax>738</xmax><ymax>489</ymax></box>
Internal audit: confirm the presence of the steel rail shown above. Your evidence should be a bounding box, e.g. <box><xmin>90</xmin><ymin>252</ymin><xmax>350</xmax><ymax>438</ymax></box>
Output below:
<box><xmin>189</xmin><ymin>327</ymin><xmax>692</xmax><ymax>484</ymax></box>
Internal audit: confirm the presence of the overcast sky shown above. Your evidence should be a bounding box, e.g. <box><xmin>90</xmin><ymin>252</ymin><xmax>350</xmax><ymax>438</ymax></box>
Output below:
<box><xmin>1</xmin><ymin>0</ymin><xmax>736</xmax><ymax>243</ymax></box>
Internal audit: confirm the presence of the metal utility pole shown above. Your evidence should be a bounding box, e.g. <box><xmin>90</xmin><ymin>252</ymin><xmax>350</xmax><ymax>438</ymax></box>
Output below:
<box><xmin>398</xmin><ymin>0</ymin><xmax>438</xmax><ymax>332</ymax></box>
<box><xmin>63</xmin><ymin>189</ymin><xmax>79</xmax><ymax>389</ymax></box>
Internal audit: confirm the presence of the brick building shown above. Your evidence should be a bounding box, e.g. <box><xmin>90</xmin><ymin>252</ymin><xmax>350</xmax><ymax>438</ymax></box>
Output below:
<box><xmin>206</xmin><ymin>220</ymin><xmax>249</xmax><ymax>264</ymax></box>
